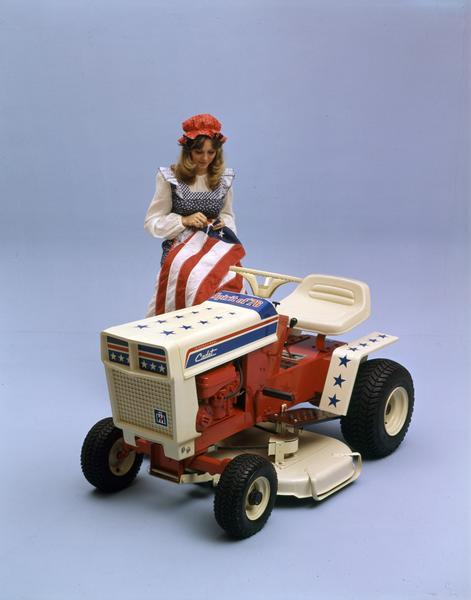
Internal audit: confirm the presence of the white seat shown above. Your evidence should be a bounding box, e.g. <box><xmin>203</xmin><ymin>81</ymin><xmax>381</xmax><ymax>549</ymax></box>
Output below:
<box><xmin>277</xmin><ymin>274</ymin><xmax>371</xmax><ymax>335</ymax></box>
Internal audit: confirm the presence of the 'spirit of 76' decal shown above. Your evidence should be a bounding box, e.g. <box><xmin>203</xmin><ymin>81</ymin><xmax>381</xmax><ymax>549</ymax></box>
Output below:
<box><xmin>185</xmin><ymin>316</ymin><xmax>278</xmax><ymax>368</ymax></box>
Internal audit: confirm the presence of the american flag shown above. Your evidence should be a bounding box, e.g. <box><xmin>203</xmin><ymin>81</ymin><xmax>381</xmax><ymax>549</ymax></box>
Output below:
<box><xmin>155</xmin><ymin>226</ymin><xmax>245</xmax><ymax>315</ymax></box>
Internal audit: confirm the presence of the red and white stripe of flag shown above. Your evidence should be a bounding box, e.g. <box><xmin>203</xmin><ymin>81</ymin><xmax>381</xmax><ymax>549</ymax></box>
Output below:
<box><xmin>156</xmin><ymin>230</ymin><xmax>245</xmax><ymax>314</ymax></box>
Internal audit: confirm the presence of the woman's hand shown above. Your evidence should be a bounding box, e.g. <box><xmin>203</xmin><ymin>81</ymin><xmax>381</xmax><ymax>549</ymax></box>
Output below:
<box><xmin>211</xmin><ymin>218</ymin><xmax>225</xmax><ymax>230</ymax></box>
<box><xmin>181</xmin><ymin>212</ymin><xmax>208</xmax><ymax>228</ymax></box>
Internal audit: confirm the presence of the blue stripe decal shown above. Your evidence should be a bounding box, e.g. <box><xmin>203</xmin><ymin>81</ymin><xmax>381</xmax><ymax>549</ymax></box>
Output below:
<box><xmin>107</xmin><ymin>335</ymin><xmax>129</xmax><ymax>348</ymax></box>
<box><xmin>186</xmin><ymin>321</ymin><xmax>278</xmax><ymax>368</ymax></box>
<box><xmin>208</xmin><ymin>292</ymin><xmax>277</xmax><ymax>319</ymax></box>
<box><xmin>138</xmin><ymin>344</ymin><xmax>166</xmax><ymax>357</ymax></box>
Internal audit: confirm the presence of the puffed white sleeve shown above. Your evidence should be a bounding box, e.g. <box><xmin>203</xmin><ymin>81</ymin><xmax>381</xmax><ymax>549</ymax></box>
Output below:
<box><xmin>220</xmin><ymin>186</ymin><xmax>237</xmax><ymax>233</ymax></box>
<box><xmin>144</xmin><ymin>172</ymin><xmax>186</xmax><ymax>239</ymax></box>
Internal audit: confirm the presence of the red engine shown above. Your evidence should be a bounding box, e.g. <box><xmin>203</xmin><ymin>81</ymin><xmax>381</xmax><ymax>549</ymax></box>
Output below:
<box><xmin>195</xmin><ymin>363</ymin><xmax>240</xmax><ymax>432</ymax></box>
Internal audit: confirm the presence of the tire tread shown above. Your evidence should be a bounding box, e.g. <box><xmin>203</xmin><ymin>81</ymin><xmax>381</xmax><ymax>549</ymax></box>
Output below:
<box><xmin>341</xmin><ymin>359</ymin><xmax>414</xmax><ymax>458</ymax></box>
<box><xmin>214</xmin><ymin>454</ymin><xmax>277</xmax><ymax>539</ymax></box>
<box><xmin>81</xmin><ymin>417</ymin><xmax>143</xmax><ymax>492</ymax></box>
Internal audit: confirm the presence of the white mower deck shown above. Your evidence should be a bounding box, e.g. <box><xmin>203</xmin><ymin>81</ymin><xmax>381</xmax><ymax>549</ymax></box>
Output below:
<box><xmin>210</xmin><ymin>425</ymin><xmax>362</xmax><ymax>500</ymax></box>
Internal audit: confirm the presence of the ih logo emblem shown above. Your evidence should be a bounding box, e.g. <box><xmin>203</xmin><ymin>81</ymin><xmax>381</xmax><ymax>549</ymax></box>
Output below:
<box><xmin>154</xmin><ymin>409</ymin><xmax>168</xmax><ymax>427</ymax></box>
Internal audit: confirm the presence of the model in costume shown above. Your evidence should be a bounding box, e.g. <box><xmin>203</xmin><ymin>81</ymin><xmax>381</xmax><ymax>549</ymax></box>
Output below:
<box><xmin>144</xmin><ymin>114</ymin><xmax>243</xmax><ymax>316</ymax></box>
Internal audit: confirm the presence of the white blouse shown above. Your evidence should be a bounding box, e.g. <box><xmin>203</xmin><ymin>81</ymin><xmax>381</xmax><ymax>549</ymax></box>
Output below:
<box><xmin>144</xmin><ymin>171</ymin><xmax>237</xmax><ymax>240</ymax></box>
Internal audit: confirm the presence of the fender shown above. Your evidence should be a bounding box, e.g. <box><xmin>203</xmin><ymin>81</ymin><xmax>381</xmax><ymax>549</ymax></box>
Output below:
<box><xmin>319</xmin><ymin>332</ymin><xmax>398</xmax><ymax>416</ymax></box>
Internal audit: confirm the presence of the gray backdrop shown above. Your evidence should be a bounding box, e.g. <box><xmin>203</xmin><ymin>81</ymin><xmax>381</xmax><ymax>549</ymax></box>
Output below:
<box><xmin>1</xmin><ymin>1</ymin><xmax>469</xmax><ymax>599</ymax></box>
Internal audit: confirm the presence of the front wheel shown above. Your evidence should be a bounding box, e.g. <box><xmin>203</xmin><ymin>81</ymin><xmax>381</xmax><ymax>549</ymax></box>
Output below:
<box><xmin>81</xmin><ymin>418</ymin><xmax>143</xmax><ymax>492</ymax></box>
<box><xmin>340</xmin><ymin>359</ymin><xmax>414</xmax><ymax>458</ymax></box>
<box><xmin>214</xmin><ymin>454</ymin><xmax>277</xmax><ymax>539</ymax></box>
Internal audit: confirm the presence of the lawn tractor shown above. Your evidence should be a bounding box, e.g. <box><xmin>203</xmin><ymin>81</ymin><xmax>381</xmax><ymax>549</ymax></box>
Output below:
<box><xmin>81</xmin><ymin>267</ymin><xmax>414</xmax><ymax>539</ymax></box>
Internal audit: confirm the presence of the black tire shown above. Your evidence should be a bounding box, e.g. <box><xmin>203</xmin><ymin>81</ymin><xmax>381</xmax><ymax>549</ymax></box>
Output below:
<box><xmin>81</xmin><ymin>417</ymin><xmax>143</xmax><ymax>492</ymax></box>
<box><xmin>214</xmin><ymin>454</ymin><xmax>277</xmax><ymax>539</ymax></box>
<box><xmin>341</xmin><ymin>359</ymin><xmax>414</xmax><ymax>459</ymax></box>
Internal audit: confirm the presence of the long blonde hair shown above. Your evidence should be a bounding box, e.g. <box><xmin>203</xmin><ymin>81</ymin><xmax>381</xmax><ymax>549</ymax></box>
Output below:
<box><xmin>173</xmin><ymin>135</ymin><xmax>225</xmax><ymax>190</ymax></box>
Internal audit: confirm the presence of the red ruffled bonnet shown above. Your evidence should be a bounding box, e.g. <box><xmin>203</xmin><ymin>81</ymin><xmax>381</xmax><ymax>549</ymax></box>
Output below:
<box><xmin>178</xmin><ymin>114</ymin><xmax>227</xmax><ymax>145</ymax></box>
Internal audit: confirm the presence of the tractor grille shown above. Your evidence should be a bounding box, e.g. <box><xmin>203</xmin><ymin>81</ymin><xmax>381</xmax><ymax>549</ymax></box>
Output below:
<box><xmin>110</xmin><ymin>368</ymin><xmax>174</xmax><ymax>436</ymax></box>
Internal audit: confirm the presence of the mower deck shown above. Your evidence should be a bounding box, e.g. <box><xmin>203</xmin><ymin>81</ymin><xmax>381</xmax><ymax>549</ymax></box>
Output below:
<box><xmin>210</xmin><ymin>425</ymin><xmax>362</xmax><ymax>500</ymax></box>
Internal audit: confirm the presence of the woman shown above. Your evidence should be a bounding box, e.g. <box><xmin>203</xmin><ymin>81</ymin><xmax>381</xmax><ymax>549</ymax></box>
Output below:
<box><xmin>144</xmin><ymin>114</ymin><xmax>244</xmax><ymax>316</ymax></box>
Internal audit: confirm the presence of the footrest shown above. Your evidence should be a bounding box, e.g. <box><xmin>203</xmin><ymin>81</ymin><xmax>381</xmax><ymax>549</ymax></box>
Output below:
<box><xmin>267</xmin><ymin>407</ymin><xmax>338</xmax><ymax>427</ymax></box>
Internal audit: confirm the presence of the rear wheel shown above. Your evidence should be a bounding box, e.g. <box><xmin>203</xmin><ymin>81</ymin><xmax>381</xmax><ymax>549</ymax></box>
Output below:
<box><xmin>340</xmin><ymin>359</ymin><xmax>414</xmax><ymax>458</ymax></box>
<box><xmin>81</xmin><ymin>418</ymin><xmax>143</xmax><ymax>492</ymax></box>
<box><xmin>214</xmin><ymin>454</ymin><xmax>277</xmax><ymax>539</ymax></box>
